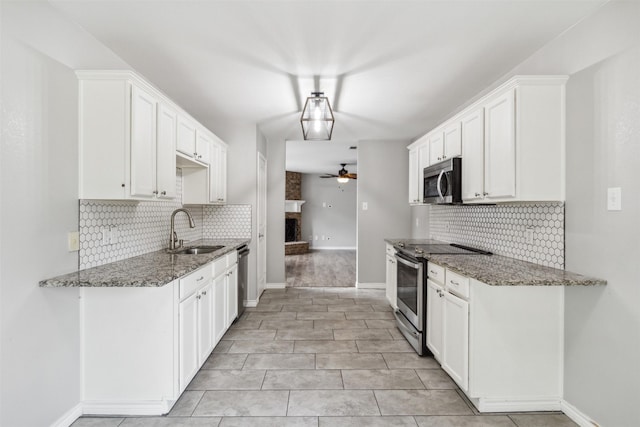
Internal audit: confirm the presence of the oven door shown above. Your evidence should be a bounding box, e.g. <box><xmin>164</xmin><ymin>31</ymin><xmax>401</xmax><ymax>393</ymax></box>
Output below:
<box><xmin>395</xmin><ymin>252</ymin><xmax>424</xmax><ymax>331</ymax></box>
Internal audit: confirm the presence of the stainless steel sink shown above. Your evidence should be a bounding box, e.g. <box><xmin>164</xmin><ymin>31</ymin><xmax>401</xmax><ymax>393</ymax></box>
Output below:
<box><xmin>168</xmin><ymin>245</ymin><xmax>224</xmax><ymax>255</ymax></box>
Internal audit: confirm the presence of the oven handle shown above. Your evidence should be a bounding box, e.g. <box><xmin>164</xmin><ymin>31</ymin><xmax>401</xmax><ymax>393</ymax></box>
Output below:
<box><xmin>436</xmin><ymin>170</ymin><xmax>445</xmax><ymax>200</ymax></box>
<box><xmin>394</xmin><ymin>310</ymin><xmax>420</xmax><ymax>339</ymax></box>
<box><xmin>395</xmin><ymin>253</ymin><xmax>422</xmax><ymax>269</ymax></box>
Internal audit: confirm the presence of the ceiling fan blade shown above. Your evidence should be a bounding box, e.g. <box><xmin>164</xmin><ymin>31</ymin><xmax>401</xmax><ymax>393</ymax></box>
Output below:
<box><xmin>320</xmin><ymin>174</ymin><xmax>338</xmax><ymax>178</ymax></box>
<box><xmin>344</xmin><ymin>173</ymin><xmax>357</xmax><ymax>179</ymax></box>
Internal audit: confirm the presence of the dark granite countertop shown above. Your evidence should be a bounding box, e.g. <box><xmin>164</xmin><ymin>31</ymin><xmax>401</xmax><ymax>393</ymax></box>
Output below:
<box><xmin>385</xmin><ymin>238</ymin><xmax>606</xmax><ymax>286</ymax></box>
<box><xmin>40</xmin><ymin>239</ymin><xmax>250</xmax><ymax>288</ymax></box>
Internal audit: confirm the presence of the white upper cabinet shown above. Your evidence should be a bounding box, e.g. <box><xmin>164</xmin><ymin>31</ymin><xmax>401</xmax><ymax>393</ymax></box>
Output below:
<box><xmin>461</xmin><ymin>108</ymin><xmax>485</xmax><ymax>202</ymax></box>
<box><xmin>412</xmin><ymin>75</ymin><xmax>568</xmax><ymax>203</ymax></box>
<box><xmin>407</xmin><ymin>136</ymin><xmax>429</xmax><ymax>205</ymax></box>
<box><xmin>209</xmin><ymin>137</ymin><xmax>228</xmax><ymax>204</ymax></box>
<box><xmin>195</xmin><ymin>129</ymin><xmax>212</xmax><ymax>165</ymax></box>
<box><xmin>130</xmin><ymin>86</ymin><xmax>158</xmax><ymax>198</ymax></box>
<box><xmin>443</xmin><ymin>121</ymin><xmax>462</xmax><ymax>159</ymax></box>
<box><xmin>156</xmin><ymin>104</ymin><xmax>178</xmax><ymax>199</ymax></box>
<box><xmin>428</xmin><ymin>131</ymin><xmax>445</xmax><ymax>165</ymax></box>
<box><xmin>176</xmin><ymin>115</ymin><xmax>197</xmax><ymax>158</ymax></box>
<box><xmin>78</xmin><ymin>70</ymin><xmax>223</xmax><ymax>201</ymax></box>
<box><xmin>484</xmin><ymin>89</ymin><xmax>516</xmax><ymax>200</ymax></box>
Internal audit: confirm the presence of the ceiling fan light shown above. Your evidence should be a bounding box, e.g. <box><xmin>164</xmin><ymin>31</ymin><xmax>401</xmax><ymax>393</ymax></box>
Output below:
<box><xmin>300</xmin><ymin>92</ymin><xmax>334</xmax><ymax>140</ymax></box>
<box><xmin>337</xmin><ymin>177</ymin><xmax>349</xmax><ymax>183</ymax></box>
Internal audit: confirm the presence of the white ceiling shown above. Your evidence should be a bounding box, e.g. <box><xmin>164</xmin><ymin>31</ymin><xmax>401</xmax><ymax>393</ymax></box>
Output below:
<box><xmin>286</xmin><ymin>140</ymin><xmax>358</xmax><ymax>175</ymax></box>
<box><xmin>50</xmin><ymin>0</ymin><xmax>605</xmax><ymax>173</ymax></box>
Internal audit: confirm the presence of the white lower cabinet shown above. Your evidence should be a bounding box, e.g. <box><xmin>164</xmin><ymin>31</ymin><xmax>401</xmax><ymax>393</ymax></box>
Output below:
<box><xmin>426</xmin><ymin>279</ymin><xmax>444</xmax><ymax>362</ymax></box>
<box><xmin>385</xmin><ymin>244</ymin><xmax>397</xmax><ymax>308</ymax></box>
<box><xmin>442</xmin><ymin>292</ymin><xmax>469</xmax><ymax>392</ymax></box>
<box><xmin>426</xmin><ymin>262</ymin><xmax>563</xmax><ymax>413</ymax></box>
<box><xmin>178</xmin><ymin>292</ymin><xmax>199</xmax><ymax>393</ymax></box>
<box><xmin>80</xmin><ymin>251</ymin><xmax>240</xmax><ymax>416</ymax></box>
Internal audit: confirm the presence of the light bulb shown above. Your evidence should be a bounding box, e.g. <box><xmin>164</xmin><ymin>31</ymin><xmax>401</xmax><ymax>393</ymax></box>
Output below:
<box><xmin>337</xmin><ymin>177</ymin><xmax>349</xmax><ymax>183</ymax></box>
<box><xmin>314</xmin><ymin>120</ymin><xmax>322</xmax><ymax>132</ymax></box>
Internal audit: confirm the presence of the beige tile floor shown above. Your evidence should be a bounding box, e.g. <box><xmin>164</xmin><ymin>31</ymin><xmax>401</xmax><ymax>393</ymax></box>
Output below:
<box><xmin>285</xmin><ymin>250</ymin><xmax>356</xmax><ymax>287</ymax></box>
<box><xmin>72</xmin><ymin>287</ymin><xmax>577</xmax><ymax>427</ymax></box>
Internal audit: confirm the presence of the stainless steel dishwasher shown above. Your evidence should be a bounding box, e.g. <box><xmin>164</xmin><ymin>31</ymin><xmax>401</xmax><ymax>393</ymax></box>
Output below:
<box><xmin>236</xmin><ymin>245</ymin><xmax>250</xmax><ymax>318</ymax></box>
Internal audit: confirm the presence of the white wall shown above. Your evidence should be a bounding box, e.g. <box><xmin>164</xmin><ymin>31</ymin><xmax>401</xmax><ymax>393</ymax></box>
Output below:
<box><xmin>357</xmin><ymin>140</ymin><xmax>411</xmax><ymax>284</ymax></box>
<box><xmin>564</xmin><ymin>47</ymin><xmax>640</xmax><ymax>426</ymax></box>
<box><xmin>225</xmin><ymin>123</ymin><xmax>260</xmax><ymax>300</ymax></box>
<box><xmin>301</xmin><ymin>175</ymin><xmax>357</xmax><ymax>249</ymax></box>
<box><xmin>0</xmin><ymin>2</ymin><xmax>130</xmax><ymax>425</ymax></box>
<box><xmin>459</xmin><ymin>2</ymin><xmax>639</xmax><ymax>424</ymax></box>
<box><xmin>266</xmin><ymin>138</ymin><xmax>285</xmax><ymax>285</ymax></box>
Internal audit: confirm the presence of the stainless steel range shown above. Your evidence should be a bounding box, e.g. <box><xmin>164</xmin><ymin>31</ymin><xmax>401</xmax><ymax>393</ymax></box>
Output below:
<box><xmin>393</xmin><ymin>240</ymin><xmax>491</xmax><ymax>356</ymax></box>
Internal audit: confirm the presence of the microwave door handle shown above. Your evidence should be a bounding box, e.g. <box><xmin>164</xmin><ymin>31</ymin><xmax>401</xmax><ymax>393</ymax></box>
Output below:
<box><xmin>436</xmin><ymin>170</ymin><xmax>445</xmax><ymax>200</ymax></box>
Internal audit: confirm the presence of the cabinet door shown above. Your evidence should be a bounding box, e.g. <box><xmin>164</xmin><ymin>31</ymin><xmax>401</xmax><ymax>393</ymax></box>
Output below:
<box><xmin>198</xmin><ymin>282</ymin><xmax>215</xmax><ymax>365</ymax></box>
<box><xmin>156</xmin><ymin>104</ymin><xmax>177</xmax><ymax>199</ymax></box>
<box><xmin>179</xmin><ymin>293</ymin><xmax>199</xmax><ymax>393</ymax></box>
<box><xmin>426</xmin><ymin>279</ymin><xmax>444</xmax><ymax>361</ymax></box>
<box><xmin>408</xmin><ymin>148</ymin><xmax>420</xmax><ymax>204</ymax></box>
<box><xmin>461</xmin><ymin>108</ymin><xmax>485</xmax><ymax>202</ymax></box>
<box><xmin>429</xmin><ymin>131</ymin><xmax>444</xmax><ymax>165</ymax></box>
<box><xmin>443</xmin><ymin>292</ymin><xmax>469</xmax><ymax>391</ymax></box>
<box><xmin>209</xmin><ymin>141</ymin><xmax>227</xmax><ymax>204</ymax></box>
<box><xmin>385</xmin><ymin>255</ymin><xmax>397</xmax><ymax>309</ymax></box>
<box><xmin>176</xmin><ymin>115</ymin><xmax>197</xmax><ymax>157</ymax></box>
<box><xmin>417</xmin><ymin>142</ymin><xmax>430</xmax><ymax>204</ymax></box>
<box><xmin>443</xmin><ymin>122</ymin><xmax>461</xmax><ymax>159</ymax></box>
<box><xmin>130</xmin><ymin>85</ymin><xmax>157</xmax><ymax>198</ymax></box>
<box><xmin>195</xmin><ymin>130</ymin><xmax>211</xmax><ymax>164</ymax></box>
<box><xmin>213</xmin><ymin>274</ymin><xmax>227</xmax><ymax>344</ymax></box>
<box><xmin>484</xmin><ymin>89</ymin><xmax>516</xmax><ymax>199</ymax></box>
<box><xmin>226</xmin><ymin>265</ymin><xmax>238</xmax><ymax>326</ymax></box>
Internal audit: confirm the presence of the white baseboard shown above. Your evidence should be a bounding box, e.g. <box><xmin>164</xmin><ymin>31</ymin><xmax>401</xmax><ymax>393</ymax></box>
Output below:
<box><xmin>561</xmin><ymin>399</ymin><xmax>600</xmax><ymax>427</ymax></box>
<box><xmin>309</xmin><ymin>246</ymin><xmax>356</xmax><ymax>250</ymax></box>
<box><xmin>476</xmin><ymin>397</ymin><xmax>562</xmax><ymax>413</ymax></box>
<box><xmin>81</xmin><ymin>400</ymin><xmax>174</xmax><ymax>416</ymax></box>
<box><xmin>356</xmin><ymin>282</ymin><xmax>386</xmax><ymax>289</ymax></box>
<box><xmin>50</xmin><ymin>403</ymin><xmax>83</xmax><ymax>427</ymax></box>
<box><xmin>266</xmin><ymin>283</ymin><xmax>286</xmax><ymax>289</ymax></box>
<box><xmin>244</xmin><ymin>299</ymin><xmax>258</xmax><ymax>307</ymax></box>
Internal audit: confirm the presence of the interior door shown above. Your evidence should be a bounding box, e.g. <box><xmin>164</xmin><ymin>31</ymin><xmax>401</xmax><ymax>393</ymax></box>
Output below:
<box><xmin>257</xmin><ymin>153</ymin><xmax>267</xmax><ymax>298</ymax></box>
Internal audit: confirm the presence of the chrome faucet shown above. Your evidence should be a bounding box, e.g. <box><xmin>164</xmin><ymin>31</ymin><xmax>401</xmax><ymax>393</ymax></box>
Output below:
<box><xmin>169</xmin><ymin>208</ymin><xmax>196</xmax><ymax>250</ymax></box>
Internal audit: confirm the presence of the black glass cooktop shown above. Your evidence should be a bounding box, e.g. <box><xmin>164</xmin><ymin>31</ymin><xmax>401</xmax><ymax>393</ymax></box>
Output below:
<box><xmin>395</xmin><ymin>241</ymin><xmax>492</xmax><ymax>256</ymax></box>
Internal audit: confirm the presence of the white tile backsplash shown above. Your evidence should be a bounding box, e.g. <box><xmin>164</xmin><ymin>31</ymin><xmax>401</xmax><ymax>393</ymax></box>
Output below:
<box><xmin>429</xmin><ymin>202</ymin><xmax>564</xmax><ymax>269</ymax></box>
<box><xmin>79</xmin><ymin>169</ymin><xmax>252</xmax><ymax>269</ymax></box>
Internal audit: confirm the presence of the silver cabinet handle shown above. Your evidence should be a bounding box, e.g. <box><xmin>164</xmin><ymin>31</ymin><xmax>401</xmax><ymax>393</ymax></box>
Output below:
<box><xmin>475</xmin><ymin>193</ymin><xmax>481</xmax><ymax>197</ymax></box>
<box><xmin>429</xmin><ymin>269</ymin><xmax>437</xmax><ymax>274</ymax></box>
<box><xmin>152</xmin><ymin>190</ymin><xmax>158</xmax><ymax>195</ymax></box>
<box><xmin>196</xmin><ymin>294</ymin><xmax>201</xmax><ymax>300</ymax></box>
<box><xmin>202</xmin><ymin>291</ymin><xmax>207</xmax><ymax>295</ymax></box>
<box><xmin>483</xmin><ymin>192</ymin><xmax>489</xmax><ymax>196</ymax></box>
<box><xmin>197</xmin><ymin>276</ymin><xmax>204</xmax><ymax>281</ymax></box>
<box><xmin>259</xmin><ymin>233</ymin><xmax>264</xmax><ymax>238</ymax></box>
<box><xmin>450</xmin><ymin>280</ymin><xmax>459</xmax><ymax>286</ymax></box>
<box><xmin>443</xmin><ymin>155</ymin><xmax>447</xmax><ymax>159</ymax></box>
<box><xmin>161</xmin><ymin>191</ymin><xmax>166</xmax><ymax>195</ymax></box>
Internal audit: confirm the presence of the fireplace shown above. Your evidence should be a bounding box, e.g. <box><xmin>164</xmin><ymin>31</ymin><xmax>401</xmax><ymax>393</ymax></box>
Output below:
<box><xmin>285</xmin><ymin>218</ymin><xmax>297</xmax><ymax>242</ymax></box>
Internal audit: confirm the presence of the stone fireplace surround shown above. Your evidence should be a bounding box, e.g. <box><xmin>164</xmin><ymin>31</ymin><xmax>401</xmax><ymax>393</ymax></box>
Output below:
<box><xmin>285</xmin><ymin>171</ymin><xmax>309</xmax><ymax>255</ymax></box>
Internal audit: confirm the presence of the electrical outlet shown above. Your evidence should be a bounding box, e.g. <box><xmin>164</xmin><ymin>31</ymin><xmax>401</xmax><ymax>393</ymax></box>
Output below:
<box><xmin>607</xmin><ymin>187</ymin><xmax>622</xmax><ymax>211</ymax></box>
<box><xmin>102</xmin><ymin>228</ymin><xmax>110</xmax><ymax>245</ymax></box>
<box><xmin>110</xmin><ymin>226</ymin><xmax>119</xmax><ymax>244</ymax></box>
<box><xmin>67</xmin><ymin>232</ymin><xmax>80</xmax><ymax>252</ymax></box>
<box><xmin>525</xmin><ymin>227</ymin><xmax>534</xmax><ymax>244</ymax></box>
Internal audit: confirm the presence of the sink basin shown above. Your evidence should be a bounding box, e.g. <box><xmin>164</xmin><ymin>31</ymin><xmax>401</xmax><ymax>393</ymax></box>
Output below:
<box><xmin>169</xmin><ymin>245</ymin><xmax>225</xmax><ymax>255</ymax></box>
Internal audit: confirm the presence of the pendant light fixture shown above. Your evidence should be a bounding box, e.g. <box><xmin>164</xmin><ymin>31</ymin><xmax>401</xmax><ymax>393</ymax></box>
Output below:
<box><xmin>300</xmin><ymin>92</ymin><xmax>334</xmax><ymax>140</ymax></box>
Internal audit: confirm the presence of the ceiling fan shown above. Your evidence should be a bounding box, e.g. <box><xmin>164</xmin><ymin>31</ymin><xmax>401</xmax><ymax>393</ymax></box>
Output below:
<box><xmin>320</xmin><ymin>163</ymin><xmax>357</xmax><ymax>182</ymax></box>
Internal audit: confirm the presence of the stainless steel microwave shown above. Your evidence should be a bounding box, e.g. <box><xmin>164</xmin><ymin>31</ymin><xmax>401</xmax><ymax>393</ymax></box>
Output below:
<box><xmin>423</xmin><ymin>157</ymin><xmax>462</xmax><ymax>204</ymax></box>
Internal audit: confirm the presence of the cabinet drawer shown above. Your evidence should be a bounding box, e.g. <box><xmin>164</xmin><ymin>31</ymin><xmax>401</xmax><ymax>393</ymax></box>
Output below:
<box><xmin>445</xmin><ymin>270</ymin><xmax>470</xmax><ymax>299</ymax></box>
<box><xmin>386</xmin><ymin>244</ymin><xmax>396</xmax><ymax>257</ymax></box>
<box><xmin>427</xmin><ymin>263</ymin><xmax>445</xmax><ymax>285</ymax></box>
<box><xmin>212</xmin><ymin>256</ymin><xmax>227</xmax><ymax>278</ymax></box>
<box><xmin>180</xmin><ymin>266</ymin><xmax>212</xmax><ymax>301</ymax></box>
<box><xmin>226</xmin><ymin>250</ymin><xmax>238</xmax><ymax>266</ymax></box>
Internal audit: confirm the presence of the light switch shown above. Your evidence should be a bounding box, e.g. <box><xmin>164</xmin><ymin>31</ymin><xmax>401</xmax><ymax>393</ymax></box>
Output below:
<box><xmin>607</xmin><ymin>187</ymin><xmax>622</xmax><ymax>211</ymax></box>
<box><xmin>102</xmin><ymin>228</ymin><xmax>110</xmax><ymax>245</ymax></box>
<box><xmin>362</xmin><ymin>202</ymin><xmax>368</xmax><ymax>211</ymax></box>
<box><xmin>67</xmin><ymin>232</ymin><xmax>80</xmax><ymax>252</ymax></box>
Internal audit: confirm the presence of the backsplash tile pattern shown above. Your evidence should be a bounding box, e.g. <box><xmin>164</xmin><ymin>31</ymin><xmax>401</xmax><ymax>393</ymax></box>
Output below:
<box><xmin>79</xmin><ymin>169</ymin><xmax>251</xmax><ymax>269</ymax></box>
<box><xmin>429</xmin><ymin>202</ymin><xmax>564</xmax><ymax>269</ymax></box>
<box><xmin>202</xmin><ymin>205</ymin><xmax>252</xmax><ymax>239</ymax></box>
